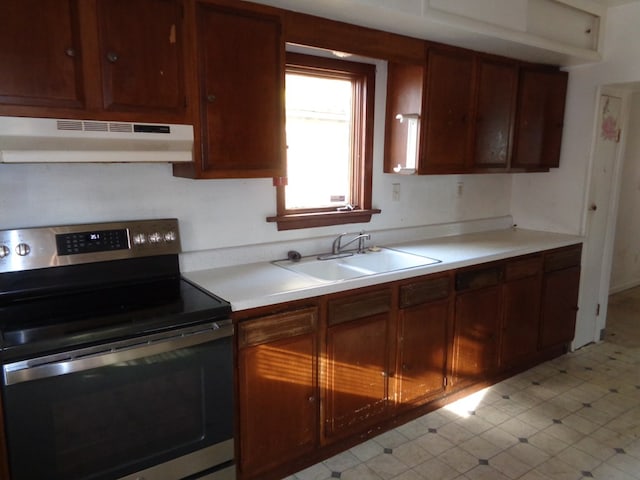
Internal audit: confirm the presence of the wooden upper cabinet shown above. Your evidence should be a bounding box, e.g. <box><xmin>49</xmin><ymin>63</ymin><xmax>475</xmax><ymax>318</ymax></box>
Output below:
<box><xmin>384</xmin><ymin>61</ymin><xmax>425</xmax><ymax>174</ymax></box>
<box><xmin>96</xmin><ymin>0</ymin><xmax>186</xmax><ymax>115</ymax></box>
<box><xmin>192</xmin><ymin>2</ymin><xmax>285</xmax><ymax>178</ymax></box>
<box><xmin>512</xmin><ymin>67</ymin><xmax>568</xmax><ymax>170</ymax></box>
<box><xmin>421</xmin><ymin>46</ymin><xmax>475</xmax><ymax>173</ymax></box>
<box><xmin>0</xmin><ymin>0</ymin><xmax>190</xmax><ymax>123</ymax></box>
<box><xmin>473</xmin><ymin>57</ymin><xmax>518</xmax><ymax>170</ymax></box>
<box><xmin>385</xmin><ymin>43</ymin><xmax>568</xmax><ymax>175</ymax></box>
<box><xmin>0</xmin><ymin>0</ymin><xmax>85</xmax><ymax>109</ymax></box>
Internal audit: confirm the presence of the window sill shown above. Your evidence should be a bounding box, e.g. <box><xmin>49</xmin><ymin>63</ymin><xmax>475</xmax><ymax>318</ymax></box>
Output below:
<box><xmin>267</xmin><ymin>209</ymin><xmax>381</xmax><ymax>231</ymax></box>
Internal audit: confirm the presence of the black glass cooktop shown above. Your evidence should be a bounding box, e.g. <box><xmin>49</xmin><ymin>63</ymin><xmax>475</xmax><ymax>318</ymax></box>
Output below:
<box><xmin>0</xmin><ymin>277</ymin><xmax>231</xmax><ymax>361</ymax></box>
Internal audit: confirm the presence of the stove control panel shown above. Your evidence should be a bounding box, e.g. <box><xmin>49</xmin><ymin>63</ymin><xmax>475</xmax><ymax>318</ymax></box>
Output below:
<box><xmin>0</xmin><ymin>219</ymin><xmax>181</xmax><ymax>273</ymax></box>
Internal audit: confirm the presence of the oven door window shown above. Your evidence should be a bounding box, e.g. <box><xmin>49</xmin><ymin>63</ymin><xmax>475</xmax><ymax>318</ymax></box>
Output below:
<box><xmin>2</xmin><ymin>333</ymin><xmax>232</xmax><ymax>480</ymax></box>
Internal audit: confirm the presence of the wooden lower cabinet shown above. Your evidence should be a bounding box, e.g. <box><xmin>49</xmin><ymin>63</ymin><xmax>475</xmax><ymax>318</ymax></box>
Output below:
<box><xmin>234</xmin><ymin>245</ymin><xmax>582</xmax><ymax>480</ymax></box>
<box><xmin>500</xmin><ymin>255</ymin><xmax>543</xmax><ymax>369</ymax></box>
<box><xmin>397</xmin><ymin>275</ymin><xmax>451</xmax><ymax>408</ymax></box>
<box><xmin>323</xmin><ymin>289</ymin><xmax>393</xmax><ymax>441</ymax></box>
<box><xmin>236</xmin><ymin>307</ymin><xmax>318</xmax><ymax>479</ymax></box>
<box><xmin>539</xmin><ymin>245</ymin><xmax>582</xmax><ymax>349</ymax></box>
<box><xmin>451</xmin><ymin>265</ymin><xmax>502</xmax><ymax>389</ymax></box>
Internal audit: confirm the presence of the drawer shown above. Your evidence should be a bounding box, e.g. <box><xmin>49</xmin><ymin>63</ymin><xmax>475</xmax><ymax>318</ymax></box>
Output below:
<box><xmin>238</xmin><ymin>307</ymin><xmax>317</xmax><ymax>348</ymax></box>
<box><xmin>455</xmin><ymin>265</ymin><xmax>503</xmax><ymax>291</ymax></box>
<box><xmin>544</xmin><ymin>245</ymin><xmax>582</xmax><ymax>272</ymax></box>
<box><xmin>400</xmin><ymin>275</ymin><xmax>450</xmax><ymax>308</ymax></box>
<box><xmin>328</xmin><ymin>289</ymin><xmax>392</xmax><ymax>326</ymax></box>
<box><xmin>505</xmin><ymin>255</ymin><xmax>542</xmax><ymax>281</ymax></box>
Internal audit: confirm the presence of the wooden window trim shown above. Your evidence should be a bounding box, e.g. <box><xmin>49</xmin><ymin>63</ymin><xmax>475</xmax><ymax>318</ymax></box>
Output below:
<box><xmin>267</xmin><ymin>52</ymin><xmax>380</xmax><ymax>231</ymax></box>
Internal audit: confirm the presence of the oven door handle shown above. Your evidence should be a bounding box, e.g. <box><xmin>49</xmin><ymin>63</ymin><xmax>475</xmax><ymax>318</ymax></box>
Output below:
<box><xmin>3</xmin><ymin>321</ymin><xmax>233</xmax><ymax>386</ymax></box>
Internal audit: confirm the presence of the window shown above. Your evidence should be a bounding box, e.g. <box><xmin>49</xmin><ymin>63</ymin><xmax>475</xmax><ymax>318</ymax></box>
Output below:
<box><xmin>267</xmin><ymin>52</ymin><xmax>380</xmax><ymax>230</ymax></box>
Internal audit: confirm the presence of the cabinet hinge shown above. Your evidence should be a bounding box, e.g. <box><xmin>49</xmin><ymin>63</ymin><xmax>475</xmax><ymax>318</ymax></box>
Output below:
<box><xmin>596</xmin><ymin>303</ymin><xmax>600</xmax><ymax>316</ymax></box>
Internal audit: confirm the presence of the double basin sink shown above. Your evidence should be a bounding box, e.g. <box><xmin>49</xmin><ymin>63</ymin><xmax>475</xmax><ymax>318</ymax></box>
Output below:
<box><xmin>273</xmin><ymin>247</ymin><xmax>440</xmax><ymax>282</ymax></box>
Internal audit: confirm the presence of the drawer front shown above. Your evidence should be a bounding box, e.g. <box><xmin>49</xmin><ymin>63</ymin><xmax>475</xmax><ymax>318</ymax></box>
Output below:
<box><xmin>544</xmin><ymin>245</ymin><xmax>582</xmax><ymax>272</ymax></box>
<box><xmin>505</xmin><ymin>255</ymin><xmax>542</xmax><ymax>281</ymax></box>
<box><xmin>455</xmin><ymin>265</ymin><xmax>503</xmax><ymax>291</ymax></box>
<box><xmin>328</xmin><ymin>289</ymin><xmax>392</xmax><ymax>326</ymax></box>
<box><xmin>400</xmin><ymin>275</ymin><xmax>450</xmax><ymax>308</ymax></box>
<box><xmin>238</xmin><ymin>307</ymin><xmax>317</xmax><ymax>348</ymax></box>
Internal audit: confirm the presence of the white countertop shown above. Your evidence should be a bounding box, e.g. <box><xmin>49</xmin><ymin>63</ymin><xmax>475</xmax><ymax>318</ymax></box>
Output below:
<box><xmin>184</xmin><ymin>228</ymin><xmax>583</xmax><ymax>312</ymax></box>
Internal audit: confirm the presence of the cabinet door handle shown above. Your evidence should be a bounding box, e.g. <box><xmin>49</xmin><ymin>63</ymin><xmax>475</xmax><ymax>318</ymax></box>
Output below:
<box><xmin>207</xmin><ymin>94</ymin><xmax>217</xmax><ymax>103</ymax></box>
<box><xmin>106</xmin><ymin>51</ymin><xmax>119</xmax><ymax>63</ymax></box>
<box><xmin>65</xmin><ymin>48</ymin><xmax>76</xmax><ymax>58</ymax></box>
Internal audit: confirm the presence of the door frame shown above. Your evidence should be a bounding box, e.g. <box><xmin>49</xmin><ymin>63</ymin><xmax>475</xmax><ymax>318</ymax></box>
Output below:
<box><xmin>576</xmin><ymin>85</ymin><xmax>632</xmax><ymax>348</ymax></box>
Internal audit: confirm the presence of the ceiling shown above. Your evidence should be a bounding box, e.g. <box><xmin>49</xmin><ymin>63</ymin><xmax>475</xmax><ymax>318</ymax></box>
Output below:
<box><xmin>592</xmin><ymin>0</ymin><xmax>640</xmax><ymax>6</ymax></box>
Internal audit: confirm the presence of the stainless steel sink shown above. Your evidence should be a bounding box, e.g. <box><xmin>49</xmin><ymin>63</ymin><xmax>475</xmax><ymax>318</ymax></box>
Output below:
<box><xmin>272</xmin><ymin>247</ymin><xmax>440</xmax><ymax>282</ymax></box>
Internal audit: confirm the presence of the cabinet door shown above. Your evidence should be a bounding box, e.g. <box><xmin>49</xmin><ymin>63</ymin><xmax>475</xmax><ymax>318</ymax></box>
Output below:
<box><xmin>451</xmin><ymin>285</ymin><xmax>501</xmax><ymax>388</ymax></box>
<box><xmin>473</xmin><ymin>58</ymin><xmax>517</xmax><ymax>170</ymax></box>
<box><xmin>420</xmin><ymin>46</ymin><xmax>474</xmax><ymax>173</ymax></box>
<box><xmin>512</xmin><ymin>67</ymin><xmax>568</xmax><ymax>170</ymax></box>
<box><xmin>324</xmin><ymin>290</ymin><xmax>392</xmax><ymax>441</ymax></box>
<box><xmin>97</xmin><ymin>0</ymin><xmax>186</xmax><ymax>115</ymax></box>
<box><xmin>196</xmin><ymin>3</ymin><xmax>285</xmax><ymax>178</ymax></box>
<box><xmin>500</xmin><ymin>256</ymin><xmax>542</xmax><ymax>369</ymax></box>
<box><xmin>539</xmin><ymin>266</ymin><xmax>580</xmax><ymax>349</ymax></box>
<box><xmin>237</xmin><ymin>308</ymin><xmax>317</xmax><ymax>478</ymax></box>
<box><xmin>398</xmin><ymin>300</ymin><xmax>449</xmax><ymax>407</ymax></box>
<box><xmin>384</xmin><ymin>61</ymin><xmax>425</xmax><ymax>173</ymax></box>
<box><xmin>0</xmin><ymin>0</ymin><xmax>84</xmax><ymax>109</ymax></box>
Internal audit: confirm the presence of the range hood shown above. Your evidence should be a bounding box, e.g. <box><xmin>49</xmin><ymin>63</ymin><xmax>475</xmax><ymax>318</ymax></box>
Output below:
<box><xmin>0</xmin><ymin>116</ymin><xmax>194</xmax><ymax>163</ymax></box>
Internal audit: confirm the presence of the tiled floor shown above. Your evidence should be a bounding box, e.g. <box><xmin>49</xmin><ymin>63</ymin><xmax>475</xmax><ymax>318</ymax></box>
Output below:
<box><xmin>286</xmin><ymin>288</ymin><xmax>640</xmax><ymax>480</ymax></box>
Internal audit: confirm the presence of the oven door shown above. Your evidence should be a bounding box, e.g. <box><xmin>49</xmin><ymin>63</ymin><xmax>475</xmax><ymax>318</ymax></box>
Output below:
<box><xmin>1</xmin><ymin>321</ymin><xmax>234</xmax><ymax>480</ymax></box>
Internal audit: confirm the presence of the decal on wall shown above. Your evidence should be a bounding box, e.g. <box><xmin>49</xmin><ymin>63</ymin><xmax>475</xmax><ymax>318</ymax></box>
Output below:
<box><xmin>601</xmin><ymin>95</ymin><xmax>621</xmax><ymax>143</ymax></box>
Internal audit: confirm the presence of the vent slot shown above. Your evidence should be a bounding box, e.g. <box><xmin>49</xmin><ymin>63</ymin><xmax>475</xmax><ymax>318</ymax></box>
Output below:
<box><xmin>109</xmin><ymin>123</ymin><xmax>133</xmax><ymax>133</ymax></box>
<box><xmin>57</xmin><ymin>120</ymin><xmax>83</xmax><ymax>131</ymax></box>
<box><xmin>83</xmin><ymin>121</ymin><xmax>109</xmax><ymax>132</ymax></box>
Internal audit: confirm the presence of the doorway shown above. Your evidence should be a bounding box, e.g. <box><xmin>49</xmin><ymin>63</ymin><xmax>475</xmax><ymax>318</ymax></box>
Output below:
<box><xmin>581</xmin><ymin>84</ymin><xmax>640</xmax><ymax>348</ymax></box>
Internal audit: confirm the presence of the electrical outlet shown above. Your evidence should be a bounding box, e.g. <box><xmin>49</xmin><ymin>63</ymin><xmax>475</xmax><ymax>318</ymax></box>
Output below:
<box><xmin>456</xmin><ymin>181</ymin><xmax>464</xmax><ymax>198</ymax></box>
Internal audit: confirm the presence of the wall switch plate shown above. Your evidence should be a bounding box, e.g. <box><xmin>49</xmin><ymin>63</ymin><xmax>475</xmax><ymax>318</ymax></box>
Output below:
<box><xmin>392</xmin><ymin>183</ymin><xmax>400</xmax><ymax>201</ymax></box>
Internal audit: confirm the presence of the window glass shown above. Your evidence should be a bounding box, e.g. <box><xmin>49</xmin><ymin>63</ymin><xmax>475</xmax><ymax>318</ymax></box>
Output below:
<box><xmin>285</xmin><ymin>73</ymin><xmax>353</xmax><ymax>210</ymax></box>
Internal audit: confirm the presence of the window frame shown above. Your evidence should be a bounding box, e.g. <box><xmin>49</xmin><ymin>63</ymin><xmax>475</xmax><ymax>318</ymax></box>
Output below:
<box><xmin>267</xmin><ymin>52</ymin><xmax>380</xmax><ymax>231</ymax></box>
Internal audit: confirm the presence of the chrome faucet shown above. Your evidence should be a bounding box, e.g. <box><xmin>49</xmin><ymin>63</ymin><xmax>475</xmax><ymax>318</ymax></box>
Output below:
<box><xmin>332</xmin><ymin>231</ymin><xmax>371</xmax><ymax>255</ymax></box>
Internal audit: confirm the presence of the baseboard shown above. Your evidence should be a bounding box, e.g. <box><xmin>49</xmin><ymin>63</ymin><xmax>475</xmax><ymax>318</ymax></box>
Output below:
<box><xmin>609</xmin><ymin>279</ymin><xmax>640</xmax><ymax>295</ymax></box>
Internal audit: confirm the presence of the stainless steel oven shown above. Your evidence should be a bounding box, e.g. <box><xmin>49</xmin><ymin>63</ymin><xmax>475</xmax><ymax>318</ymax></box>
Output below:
<box><xmin>0</xmin><ymin>219</ymin><xmax>235</xmax><ymax>480</ymax></box>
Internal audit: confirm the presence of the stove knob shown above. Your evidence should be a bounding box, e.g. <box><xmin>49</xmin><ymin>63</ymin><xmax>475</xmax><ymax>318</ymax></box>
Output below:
<box><xmin>15</xmin><ymin>243</ymin><xmax>31</xmax><ymax>256</ymax></box>
<box><xmin>0</xmin><ymin>245</ymin><xmax>9</xmax><ymax>258</ymax></box>
<box><xmin>164</xmin><ymin>231</ymin><xmax>176</xmax><ymax>242</ymax></box>
<box><xmin>148</xmin><ymin>232</ymin><xmax>162</xmax><ymax>244</ymax></box>
<box><xmin>132</xmin><ymin>233</ymin><xmax>147</xmax><ymax>245</ymax></box>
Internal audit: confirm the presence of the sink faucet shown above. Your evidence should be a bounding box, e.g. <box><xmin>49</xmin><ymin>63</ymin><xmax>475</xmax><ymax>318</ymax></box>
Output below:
<box><xmin>332</xmin><ymin>231</ymin><xmax>371</xmax><ymax>255</ymax></box>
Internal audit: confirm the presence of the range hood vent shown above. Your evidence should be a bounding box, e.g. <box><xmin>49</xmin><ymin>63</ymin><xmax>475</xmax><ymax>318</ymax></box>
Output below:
<box><xmin>0</xmin><ymin>116</ymin><xmax>194</xmax><ymax>163</ymax></box>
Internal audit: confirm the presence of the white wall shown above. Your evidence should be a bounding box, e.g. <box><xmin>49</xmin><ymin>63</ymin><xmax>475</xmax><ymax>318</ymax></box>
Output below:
<box><xmin>0</xmin><ymin>60</ymin><xmax>512</xmax><ymax>267</ymax></box>
<box><xmin>610</xmin><ymin>91</ymin><xmax>640</xmax><ymax>292</ymax></box>
<box><xmin>511</xmin><ymin>2</ymin><xmax>640</xmax><ymax>233</ymax></box>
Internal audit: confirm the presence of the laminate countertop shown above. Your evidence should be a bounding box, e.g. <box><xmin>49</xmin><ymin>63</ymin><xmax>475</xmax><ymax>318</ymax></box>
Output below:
<box><xmin>183</xmin><ymin>228</ymin><xmax>583</xmax><ymax>312</ymax></box>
